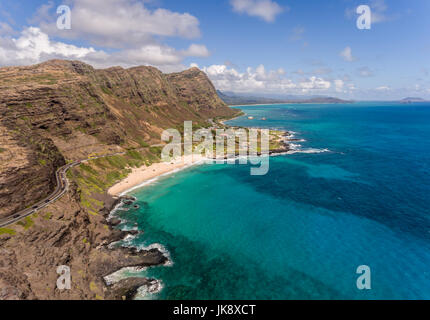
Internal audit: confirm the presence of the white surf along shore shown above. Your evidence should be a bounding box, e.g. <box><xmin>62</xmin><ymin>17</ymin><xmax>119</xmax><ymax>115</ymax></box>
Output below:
<box><xmin>104</xmin><ymin>125</ymin><xmax>330</xmax><ymax>299</ymax></box>
<box><xmin>108</xmin><ymin>130</ymin><xmax>330</xmax><ymax>197</ymax></box>
<box><xmin>108</xmin><ymin>154</ymin><xmax>208</xmax><ymax>196</ymax></box>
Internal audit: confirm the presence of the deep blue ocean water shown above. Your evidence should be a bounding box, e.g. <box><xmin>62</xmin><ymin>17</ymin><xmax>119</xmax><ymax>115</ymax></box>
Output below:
<box><xmin>113</xmin><ymin>102</ymin><xmax>430</xmax><ymax>299</ymax></box>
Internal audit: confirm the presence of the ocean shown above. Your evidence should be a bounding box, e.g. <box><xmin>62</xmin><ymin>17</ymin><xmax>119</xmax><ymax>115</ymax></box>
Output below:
<box><xmin>111</xmin><ymin>102</ymin><xmax>430</xmax><ymax>299</ymax></box>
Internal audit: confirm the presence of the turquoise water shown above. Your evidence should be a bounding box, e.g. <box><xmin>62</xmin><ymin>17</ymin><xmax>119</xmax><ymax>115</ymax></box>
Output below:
<box><xmin>113</xmin><ymin>102</ymin><xmax>430</xmax><ymax>299</ymax></box>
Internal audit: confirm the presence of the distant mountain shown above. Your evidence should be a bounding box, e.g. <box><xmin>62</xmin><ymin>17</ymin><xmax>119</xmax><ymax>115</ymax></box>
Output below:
<box><xmin>217</xmin><ymin>90</ymin><xmax>352</xmax><ymax>105</ymax></box>
<box><xmin>400</xmin><ymin>97</ymin><xmax>428</xmax><ymax>104</ymax></box>
<box><xmin>217</xmin><ymin>90</ymin><xmax>284</xmax><ymax>105</ymax></box>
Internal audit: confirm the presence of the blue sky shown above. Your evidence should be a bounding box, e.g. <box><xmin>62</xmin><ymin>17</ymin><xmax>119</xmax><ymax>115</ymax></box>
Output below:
<box><xmin>0</xmin><ymin>0</ymin><xmax>429</xmax><ymax>100</ymax></box>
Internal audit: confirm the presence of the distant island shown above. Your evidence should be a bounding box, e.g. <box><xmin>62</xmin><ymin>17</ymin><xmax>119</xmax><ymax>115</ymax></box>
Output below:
<box><xmin>400</xmin><ymin>97</ymin><xmax>428</xmax><ymax>104</ymax></box>
<box><xmin>217</xmin><ymin>90</ymin><xmax>353</xmax><ymax>106</ymax></box>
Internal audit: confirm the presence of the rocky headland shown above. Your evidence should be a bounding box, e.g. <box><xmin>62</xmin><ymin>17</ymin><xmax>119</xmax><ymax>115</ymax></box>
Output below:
<box><xmin>0</xmin><ymin>59</ymin><xmax>240</xmax><ymax>300</ymax></box>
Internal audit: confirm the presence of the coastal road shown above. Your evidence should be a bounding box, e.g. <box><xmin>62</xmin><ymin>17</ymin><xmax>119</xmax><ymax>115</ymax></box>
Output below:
<box><xmin>0</xmin><ymin>152</ymin><xmax>125</xmax><ymax>228</ymax></box>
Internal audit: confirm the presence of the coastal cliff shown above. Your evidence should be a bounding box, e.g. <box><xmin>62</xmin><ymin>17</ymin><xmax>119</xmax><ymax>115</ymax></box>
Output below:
<box><xmin>0</xmin><ymin>60</ymin><xmax>236</xmax><ymax>219</ymax></box>
<box><xmin>0</xmin><ymin>60</ymin><xmax>239</xmax><ymax>300</ymax></box>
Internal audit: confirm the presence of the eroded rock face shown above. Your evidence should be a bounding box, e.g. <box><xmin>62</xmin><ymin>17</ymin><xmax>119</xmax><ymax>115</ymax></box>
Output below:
<box><xmin>0</xmin><ymin>187</ymin><xmax>167</xmax><ymax>300</ymax></box>
<box><xmin>104</xmin><ymin>277</ymin><xmax>154</xmax><ymax>300</ymax></box>
<box><xmin>0</xmin><ymin>123</ymin><xmax>65</xmax><ymax>218</ymax></box>
<box><xmin>0</xmin><ymin>60</ymin><xmax>240</xmax><ymax>300</ymax></box>
<box><xmin>0</xmin><ymin>60</ymin><xmax>238</xmax><ymax>219</ymax></box>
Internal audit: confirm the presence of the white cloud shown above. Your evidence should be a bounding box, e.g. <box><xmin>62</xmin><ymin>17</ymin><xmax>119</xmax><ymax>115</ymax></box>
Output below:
<box><xmin>0</xmin><ymin>27</ymin><xmax>97</xmax><ymax>66</ymax></box>
<box><xmin>34</xmin><ymin>0</ymin><xmax>202</xmax><ymax>48</ymax></box>
<box><xmin>108</xmin><ymin>45</ymin><xmax>182</xmax><ymax>66</ymax></box>
<box><xmin>334</xmin><ymin>79</ymin><xmax>345</xmax><ymax>92</ymax></box>
<box><xmin>375</xmin><ymin>85</ymin><xmax>391</xmax><ymax>91</ymax></box>
<box><xmin>340</xmin><ymin>46</ymin><xmax>355</xmax><ymax>62</ymax></box>
<box><xmin>203</xmin><ymin>64</ymin><xmax>293</xmax><ymax>92</ymax></box>
<box><xmin>182</xmin><ymin>44</ymin><xmax>210</xmax><ymax>58</ymax></box>
<box><xmin>230</xmin><ymin>0</ymin><xmax>285</xmax><ymax>23</ymax></box>
<box><xmin>298</xmin><ymin>76</ymin><xmax>331</xmax><ymax>91</ymax></box>
<box><xmin>0</xmin><ymin>27</ymin><xmax>209</xmax><ymax>71</ymax></box>
<box><xmin>104</xmin><ymin>43</ymin><xmax>210</xmax><ymax>67</ymax></box>
<box><xmin>201</xmin><ymin>64</ymin><xmax>336</xmax><ymax>94</ymax></box>
<box><xmin>16</xmin><ymin>0</ymin><xmax>210</xmax><ymax>70</ymax></box>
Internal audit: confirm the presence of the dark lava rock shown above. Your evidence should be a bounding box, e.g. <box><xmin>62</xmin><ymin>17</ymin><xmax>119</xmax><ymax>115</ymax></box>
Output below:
<box><xmin>109</xmin><ymin>218</ymin><xmax>122</xmax><ymax>226</ymax></box>
<box><xmin>121</xmin><ymin>196</ymin><xmax>136</xmax><ymax>206</ymax></box>
<box><xmin>106</xmin><ymin>277</ymin><xmax>152</xmax><ymax>300</ymax></box>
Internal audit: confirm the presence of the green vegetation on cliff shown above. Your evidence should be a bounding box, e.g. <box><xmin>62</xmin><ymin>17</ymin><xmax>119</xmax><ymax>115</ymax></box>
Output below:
<box><xmin>0</xmin><ymin>59</ymin><xmax>240</xmax><ymax>219</ymax></box>
<box><xmin>0</xmin><ymin>228</ymin><xmax>16</xmax><ymax>235</ymax></box>
<box><xmin>68</xmin><ymin>147</ymin><xmax>161</xmax><ymax>215</ymax></box>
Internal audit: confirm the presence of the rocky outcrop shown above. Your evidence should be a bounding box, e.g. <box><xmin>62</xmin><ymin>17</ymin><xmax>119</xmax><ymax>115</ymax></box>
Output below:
<box><xmin>0</xmin><ymin>174</ymin><xmax>168</xmax><ymax>300</ymax></box>
<box><xmin>0</xmin><ymin>60</ymin><xmax>239</xmax><ymax>219</ymax></box>
<box><xmin>0</xmin><ymin>59</ymin><xmax>240</xmax><ymax>300</ymax></box>
<box><xmin>105</xmin><ymin>277</ymin><xmax>159</xmax><ymax>300</ymax></box>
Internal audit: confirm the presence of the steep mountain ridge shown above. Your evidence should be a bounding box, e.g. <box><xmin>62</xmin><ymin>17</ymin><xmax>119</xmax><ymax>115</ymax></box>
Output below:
<box><xmin>0</xmin><ymin>60</ymin><xmax>239</xmax><ymax>300</ymax></box>
<box><xmin>0</xmin><ymin>60</ymin><xmax>238</xmax><ymax>219</ymax></box>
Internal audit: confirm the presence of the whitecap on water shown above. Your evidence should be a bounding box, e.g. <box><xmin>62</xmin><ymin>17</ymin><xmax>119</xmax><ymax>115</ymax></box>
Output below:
<box><xmin>134</xmin><ymin>280</ymin><xmax>164</xmax><ymax>300</ymax></box>
<box><xmin>103</xmin><ymin>266</ymin><xmax>147</xmax><ymax>286</ymax></box>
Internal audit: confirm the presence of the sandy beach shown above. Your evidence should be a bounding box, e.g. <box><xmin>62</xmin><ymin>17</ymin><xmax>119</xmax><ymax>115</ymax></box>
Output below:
<box><xmin>108</xmin><ymin>154</ymin><xmax>208</xmax><ymax>196</ymax></box>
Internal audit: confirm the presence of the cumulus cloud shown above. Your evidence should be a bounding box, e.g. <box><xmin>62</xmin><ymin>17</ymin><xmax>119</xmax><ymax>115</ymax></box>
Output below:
<box><xmin>102</xmin><ymin>43</ymin><xmax>210</xmax><ymax>68</ymax></box>
<box><xmin>0</xmin><ymin>27</ymin><xmax>97</xmax><ymax>66</ymax></box>
<box><xmin>201</xmin><ymin>64</ymin><xmax>336</xmax><ymax>94</ymax></box>
<box><xmin>34</xmin><ymin>0</ymin><xmax>202</xmax><ymax>48</ymax></box>
<box><xmin>298</xmin><ymin>76</ymin><xmax>331</xmax><ymax>91</ymax></box>
<box><xmin>340</xmin><ymin>46</ymin><xmax>355</xmax><ymax>62</ymax></box>
<box><xmin>230</xmin><ymin>0</ymin><xmax>285</xmax><ymax>23</ymax></box>
<box><xmin>0</xmin><ymin>27</ymin><xmax>209</xmax><ymax>71</ymax></box>
<box><xmin>9</xmin><ymin>0</ymin><xmax>210</xmax><ymax>70</ymax></box>
<box><xmin>182</xmin><ymin>44</ymin><xmax>210</xmax><ymax>57</ymax></box>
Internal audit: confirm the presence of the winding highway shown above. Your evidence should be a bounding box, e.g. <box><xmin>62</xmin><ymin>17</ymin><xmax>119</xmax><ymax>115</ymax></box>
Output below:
<box><xmin>0</xmin><ymin>152</ymin><xmax>125</xmax><ymax>228</ymax></box>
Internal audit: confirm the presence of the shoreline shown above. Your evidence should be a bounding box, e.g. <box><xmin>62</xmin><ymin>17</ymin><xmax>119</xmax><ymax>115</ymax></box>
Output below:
<box><xmin>107</xmin><ymin>125</ymin><xmax>295</xmax><ymax>198</ymax></box>
<box><xmin>103</xmin><ymin>124</ymin><xmax>326</xmax><ymax>299</ymax></box>
<box><xmin>107</xmin><ymin>108</ymin><xmax>249</xmax><ymax>197</ymax></box>
<box><xmin>108</xmin><ymin>154</ymin><xmax>208</xmax><ymax>197</ymax></box>
<box><xmin>107</xmin><ymin>148</ymin><xmax>292</xmax><ymax>198</ymax></box>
